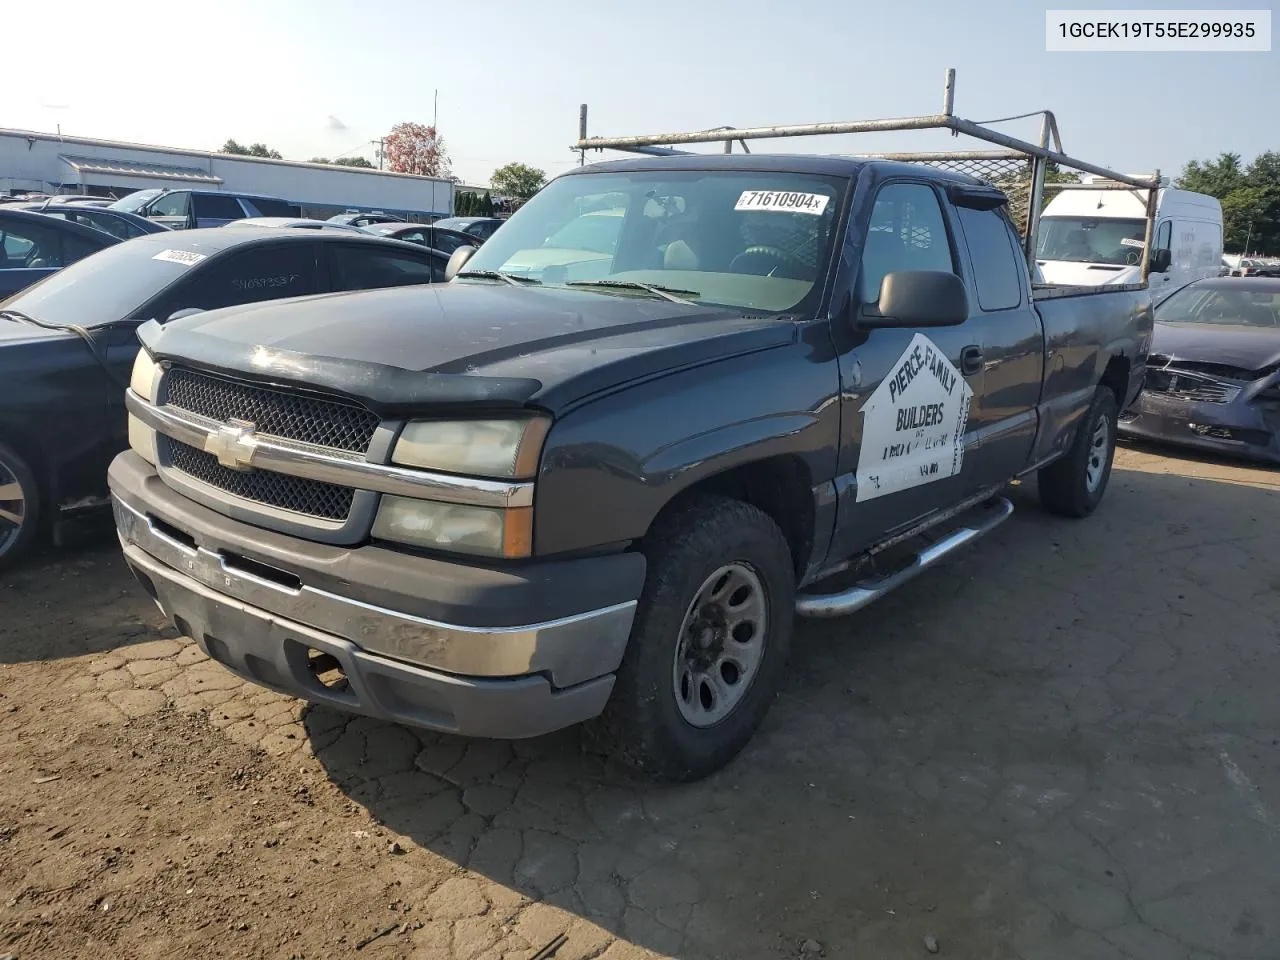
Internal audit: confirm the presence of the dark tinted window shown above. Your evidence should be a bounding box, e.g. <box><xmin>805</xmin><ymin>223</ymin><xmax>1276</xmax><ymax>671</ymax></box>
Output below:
<box><xmin>54</xmin><ymin>209</ymin><xmax>131</xmax><ymax>241</ymax></box>
<box><xmin>431</xmin><ymin>229</ymin><xmax>475</xmax><ymax>255</ymax></box>
<box><xmin>194</xmin><ymin>193</ymin><xmax>248</xmax><ymax>220</ymax></box>
<box><xmin>167</xmin><ymin>243</ymin><xmax>319</xmax><ymax>313</ymax></box>
<box><xmin>860</xmin><ymin>183</ymin><xmax>955</xmax><ymax>302</ymax></box>
<box><xmin>60</xmin><ymin>232</ymin><xmax>108</xmax><ymax>265</ymax></box>
<box><xmin>393</xmin><ymin>230</ymin><xmax>428</xmax><ymax>246</ymax></box>
<box><xmin>957</xmin><ymin>206</ymin><xmax>1022</xmax><ymax>311</ymax></box>
<box><xmin>465</xmin><ymin>220</ymin><xmax>499</xmax><ymax>240</ymax></box>
<box><xmin>0</xmin><ymin>217</ymin><xmax>69</xmax><ymax>269</ymax></box>
<box><xmin>248</xmin><ymin>198</ymin><xmax>301</xmax><ymax>218</ymax></box>
<box><xmin>331</xmin><ymin>244</ymin><xmax>440</xmax><ymax>290</ymax></box>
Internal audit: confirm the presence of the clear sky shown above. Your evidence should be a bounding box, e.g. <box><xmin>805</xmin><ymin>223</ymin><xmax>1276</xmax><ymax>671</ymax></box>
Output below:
<box><xmin>6</xmin><ymin>0</ymin><xmax>1277</xmax><ymax>185</ymax></box>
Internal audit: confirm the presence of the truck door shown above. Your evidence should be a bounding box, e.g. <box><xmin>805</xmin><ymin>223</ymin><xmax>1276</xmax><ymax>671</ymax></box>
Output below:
<box><xmin>827</xmin><ymin>180</ymin><xmax>987</xmax><ymax>562</ymax></box>
<box><xmin>949</xmin><ymin>198</ymin><xmax>1045</xmax><ymax>490</ymax></box>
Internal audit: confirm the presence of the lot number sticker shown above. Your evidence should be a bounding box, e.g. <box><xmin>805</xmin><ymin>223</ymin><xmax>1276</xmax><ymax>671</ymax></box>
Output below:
<box><xmin>735</xmin><ymin>190</ymin><xmax>829</xmax><ymax>216</ymax></box>
<box><xmin>152</xmin><ymin>249</ymin><xmax>207</xmax><ymax>266</ymax></box>
<box><xmin>855</xmin><ymin>333</ymin><xmax>973</xmax><ymax>502</ymax></box>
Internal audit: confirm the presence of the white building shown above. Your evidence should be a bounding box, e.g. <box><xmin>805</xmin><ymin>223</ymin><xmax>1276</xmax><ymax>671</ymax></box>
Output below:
<box><xmin>0</xmin><ymin>127</ymin><xmax>454</xmax><ymax>219</ymax></box>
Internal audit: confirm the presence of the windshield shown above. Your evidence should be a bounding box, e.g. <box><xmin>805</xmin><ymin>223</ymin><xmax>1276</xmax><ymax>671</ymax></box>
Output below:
<box><xmin>462</xmin><ymin>170</ymin><xmax>847</xmax><ymax>314</ymax></box>
<box><xmin>108</xmin><ymin>189</ymin><xmax>163</xmax><ymax>214</ymax></box>
<box><xmin>1156</xmin><ymin>285</ymin><xmax>1280</xmax><ymax>327</ymax></box>
<box><xmin>1036</xmin><ymin>216</ymin><xmax>1147</xmax><ymax>266</ymax></box>
<box><xmin>0</xmin><ymin>239</ymin><xmax>195</xmax><ymax>326</ymax></box>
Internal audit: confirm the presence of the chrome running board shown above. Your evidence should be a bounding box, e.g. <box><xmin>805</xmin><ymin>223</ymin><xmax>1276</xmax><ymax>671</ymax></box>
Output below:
<box><xmin>795</xmin><ymin>496</ymin><xmax>1014</xmax><ymax>619</ymax></box>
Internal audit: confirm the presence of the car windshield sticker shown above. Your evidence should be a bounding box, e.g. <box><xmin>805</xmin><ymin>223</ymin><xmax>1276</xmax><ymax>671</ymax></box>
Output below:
<box><xmin>1119</xmin><ymin>237</ymin><xmax>1146</xmax><ymax>248</ymax></box>
<box><xmin>855</xmin><ymin>333</ymin><xmax>974</xmax><ymax>502</ymax></box>
<box><xmin>734</xmin><ymin>191</ymin><xmax>829</xmax><ymax>216</ymax></box>
<box><xmin>152</xmin><ymin>249</ymin><xmax>207</xmax><ymax>266</ymax></box>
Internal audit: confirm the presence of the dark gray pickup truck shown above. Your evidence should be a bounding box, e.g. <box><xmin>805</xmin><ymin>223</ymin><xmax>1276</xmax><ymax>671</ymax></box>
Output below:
<box><xmin>110</xmin><ymin>154</ymin><xmax>1154</xmax><ymax>780</ymax></box>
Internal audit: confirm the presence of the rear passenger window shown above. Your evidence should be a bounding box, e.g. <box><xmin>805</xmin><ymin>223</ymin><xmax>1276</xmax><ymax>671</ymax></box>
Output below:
<box><xmin>172</xmin><ymin>243</ymin><xmax>319</xmax><ymax>312</ymax></box>
<box><xmin>956</xmin><ymin>206</ymin><xmax>1023</xmax><ymax>311</ymax></box>
<box><xmin>330</xmin><ymin>245</ymin><xmax>440</xmax><ymax>290</ymax></box>
<box><xmin>250</xmin><ymin>198</ymin><xmax>300</xmax><ymax>218</ymax></box>
<box><xmin>194</xmin><ymin>193</ymin><xmax>249</xmax><ymax>220</ymax></box>
<box><xmin>860</xmin><ymin>183</ymin><xmax>954</xmax><ymax>303</ymax></box>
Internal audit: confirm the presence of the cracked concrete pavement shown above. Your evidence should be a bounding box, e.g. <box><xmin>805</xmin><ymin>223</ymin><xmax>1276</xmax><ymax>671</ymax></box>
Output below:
<box><xmin>2</xmin><ymin>444</ymin><xmax>1280</xmax><ymax>959</ymax></box>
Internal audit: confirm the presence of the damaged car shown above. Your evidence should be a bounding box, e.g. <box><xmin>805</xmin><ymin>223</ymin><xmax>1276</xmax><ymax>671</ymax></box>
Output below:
<box><xmin>1120</xmin><ymin>278</ymin><xmax>1280</xmax><ymax>462</ymax></box>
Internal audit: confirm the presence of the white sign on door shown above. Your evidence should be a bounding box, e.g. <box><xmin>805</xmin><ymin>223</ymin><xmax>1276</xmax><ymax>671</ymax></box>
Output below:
<box><xmin>855</xmin><ymin>333</ymin><xmax>973</xmax><ymax>502</ymax></box>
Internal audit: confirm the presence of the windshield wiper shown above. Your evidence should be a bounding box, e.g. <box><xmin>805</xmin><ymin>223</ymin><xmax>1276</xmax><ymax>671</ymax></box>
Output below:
<box><xmin>456</xmin><ymin>270</ymin><xmax>542</xmax><ymax>287</ymax></box>
<box><xmin>566</xmin><ymin>280</ymin><xmax>700</xmax><ymax>304</ymax></box>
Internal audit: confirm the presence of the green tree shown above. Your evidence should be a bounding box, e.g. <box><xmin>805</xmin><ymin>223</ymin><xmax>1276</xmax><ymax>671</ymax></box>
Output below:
<box><xmin>221</xmin><ymin>138</ymin><xmax>282</xmax><ymax>159</ymax></box>
<box><xmin>481</xmin><ymin>191</ymin><xmax>495</xmax><ymax>215</ymax></box>
<box><xmin>490</xmin><ymin>162</ymin><xmax>546</xmax><ymax>200</ymax></box>
<box><xmin>333</xmin><ymin>156</ymin><xmax>375</xmax><ymax>168</ymax></box>
<box><xmin>1177</xmin><ymin>151</ymin><xmax>1279</xmax><ymax>254</ymax></box>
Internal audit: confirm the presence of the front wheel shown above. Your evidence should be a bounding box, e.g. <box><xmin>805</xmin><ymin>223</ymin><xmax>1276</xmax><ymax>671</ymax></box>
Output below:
<box><xmin>591</xmin><ymin>496</ymin><xmax>795</xmax><ymax>781</ymax></box>
<box><xmin>1038</xmin><ymin>386</ymin><xmax>1118</xmax><ymax>518</ymax></box>
<box><xmin>0</xmin><ymin>439</ymin><xmax>41</xmax><ymax>571</ymax></box>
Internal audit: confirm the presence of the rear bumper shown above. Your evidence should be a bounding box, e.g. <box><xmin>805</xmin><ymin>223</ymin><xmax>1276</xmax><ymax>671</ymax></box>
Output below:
<box><xmin>109</xmin><ymin>451</ymin><xmax>645</xmax><ymax>738</ymax></box>
<box><xmin>1118</xmin><ymin>392</ymin><xmax>1280</xmax><ymax>464</ymax></box>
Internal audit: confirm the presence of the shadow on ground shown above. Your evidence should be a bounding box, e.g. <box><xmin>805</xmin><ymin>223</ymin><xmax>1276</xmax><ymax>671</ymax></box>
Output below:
<box><xmin>0</xmin><ymin>519</ymin><xmax>171</xmax><ymax>664</ymax></box>
<box><xmin>306</xmin><ymin>466</ymin><xmax>1280</xmax><ymax>960</ymax></box>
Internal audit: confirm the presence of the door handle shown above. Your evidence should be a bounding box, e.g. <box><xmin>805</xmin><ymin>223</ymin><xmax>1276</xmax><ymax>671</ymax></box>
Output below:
<box><xmin>960</xmin><ymin>345</ymin><xmax>984</xmax><ymax>376</ymax></box>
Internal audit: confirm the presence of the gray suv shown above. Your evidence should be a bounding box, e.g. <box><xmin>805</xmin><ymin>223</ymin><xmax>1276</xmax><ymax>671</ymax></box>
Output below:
<box><xmin>108</xmin><ymin>189</ymin><xmax>301</xmax><ymax>230</ymax></box>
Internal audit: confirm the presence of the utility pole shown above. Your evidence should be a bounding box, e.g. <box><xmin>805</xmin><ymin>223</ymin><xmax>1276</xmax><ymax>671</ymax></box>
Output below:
<box><xmin>433</xmin><ymin>90</ymin><xmax>438</xmax><ymax>131</ymax></box>
<box><xmin>1244</xmin><ymin>221</ymin><xmax>1253</xmax><ymax>256</ymax></box>
<box><xmin>373</xmin><ymin>138</ymin><xmax>385</xmax><ymax>170</ymax></box>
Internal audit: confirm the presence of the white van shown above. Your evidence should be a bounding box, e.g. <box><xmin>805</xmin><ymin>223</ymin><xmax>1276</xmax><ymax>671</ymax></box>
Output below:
<box><xmin>1035</xmin><ymin>179</ymin><xmax>1223</xmax><ymax>304</ymax></box>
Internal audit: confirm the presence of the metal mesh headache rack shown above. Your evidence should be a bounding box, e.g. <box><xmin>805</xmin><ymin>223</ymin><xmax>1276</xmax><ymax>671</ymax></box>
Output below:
<box><xmin>572</xmin><ymin>68</ymin><xmax>1162</xmax><ymax>282</ymax></box>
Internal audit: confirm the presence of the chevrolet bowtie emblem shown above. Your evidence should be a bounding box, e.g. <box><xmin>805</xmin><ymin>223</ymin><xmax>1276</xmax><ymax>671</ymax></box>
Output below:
<box><xmin>204</xmin><ymin>418</ymin><xmax>258</xmax><ymax>471</ymax></box>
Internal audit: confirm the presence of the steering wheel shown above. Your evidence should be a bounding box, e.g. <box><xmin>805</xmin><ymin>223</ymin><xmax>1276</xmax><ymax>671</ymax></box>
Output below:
<box><xmin>728</xmin><ymin>245</ymin><xmax>807</xmax><ymax>279</ymax></box>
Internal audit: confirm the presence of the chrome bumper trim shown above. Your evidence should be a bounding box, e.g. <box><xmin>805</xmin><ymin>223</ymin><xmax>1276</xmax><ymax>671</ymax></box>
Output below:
<box><xmin>113</xmin><ymin>494</ymin><xmax>636</xmax><ymax>689</ymax></box>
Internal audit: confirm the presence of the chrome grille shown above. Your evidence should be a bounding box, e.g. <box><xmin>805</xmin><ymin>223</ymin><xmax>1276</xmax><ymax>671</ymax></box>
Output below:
<box><xmin>165</xmin><ymin>439</ymin><xmax>355</xmax><ymax>521</ymax></box>
<box><xmin>164</xmin><ymin>368</ymin><xmax>379</xmax><ymax>453</ymax></box>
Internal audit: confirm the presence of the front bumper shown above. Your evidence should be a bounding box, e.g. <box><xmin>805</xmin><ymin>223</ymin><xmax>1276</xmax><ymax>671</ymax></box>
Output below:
<box><xmin>109</xmin><ymin>451</ymin><xmax>645</xmax><ymax>738</ymax></box>
<box><xmin>1118</xmin><ymin>392</ymin><xmax>1280</xmax><ymax>464</ymax></box>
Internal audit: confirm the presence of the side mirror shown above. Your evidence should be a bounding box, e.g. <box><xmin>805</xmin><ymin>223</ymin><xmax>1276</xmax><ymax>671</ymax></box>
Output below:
<box><xmin>861</xmin><ymin>270</ymin><xmax>969</xmax><ymax>329</ymax></box>
<box><xmin>445</xmin><ymin>245</ymin><xmax>478</xmax><ymax>281</ymax></box>
<box><xmin>165</xmin><ymin>307</ymin><xmax>204</xmax><ymax>324</ymax></box>
<box><xmin>1150</xmin><ymin>249</ymin><xmax>1172</xmax><ymax>274</ymax></box>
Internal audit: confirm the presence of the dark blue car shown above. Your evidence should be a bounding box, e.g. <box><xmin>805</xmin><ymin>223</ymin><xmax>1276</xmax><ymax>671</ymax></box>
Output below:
<box><xmin>14</xmin><ymin>201</ymin><xmax>170</xmax><ymax>242</ymax></box>
<box><xmin>0</xmin><ymin>208</ymin><xmax>121</xmax><ymax>298</ymax></box>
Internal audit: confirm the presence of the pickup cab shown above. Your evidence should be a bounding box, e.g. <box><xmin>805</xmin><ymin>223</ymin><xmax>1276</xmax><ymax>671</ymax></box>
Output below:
<box><xmin>109</xmin><ymin>155</ymin><xmax>1153</xmax><ymax>780</ymax></box>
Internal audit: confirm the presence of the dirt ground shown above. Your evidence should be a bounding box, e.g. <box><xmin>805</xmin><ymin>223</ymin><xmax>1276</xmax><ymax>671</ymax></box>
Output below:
<box><xmin>3</xmin><ymin>442</ymin><xmax>1280</xmax><ymax>960</ymax></box>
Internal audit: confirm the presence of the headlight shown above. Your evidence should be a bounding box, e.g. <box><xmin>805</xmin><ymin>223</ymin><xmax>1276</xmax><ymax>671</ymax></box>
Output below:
<box><xmin>128</xmin><ymin>350</ymin><xmax>162</xmax><ymax>464</ymax></box>
<box><xmin>130</xmin><ymin>349</ymin><xmax>162</xmax><ymax>403</ymax></box>
<box><xmin>392</xmin><ymin>417</ymin><xmax>549</xmax><ymax>478</ymax></box>
<box><xmin>372</xmin><ymin>497</ymin><xmax>533</xmax><ymax>558</ymax></box>
<box><xmin>128</xmin><ymin>415</ymin><xmax>159</xmax><ymax>465</ymax></box>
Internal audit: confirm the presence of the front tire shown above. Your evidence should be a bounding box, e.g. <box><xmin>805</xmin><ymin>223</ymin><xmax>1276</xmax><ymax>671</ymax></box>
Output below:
<box><xmin>0</xmin><ymin>439</ymin><xmax>41</xmax><ymax>571</ymax></box>
<box><xmin>592</xmin><ymin>496</ymin><xmax>795</xmax><ymax>781</ymax></box>
<box><xmin>1038</xmin><ymin>386</ymin><xmax>1118</xmax><ymax>518</ymax></box>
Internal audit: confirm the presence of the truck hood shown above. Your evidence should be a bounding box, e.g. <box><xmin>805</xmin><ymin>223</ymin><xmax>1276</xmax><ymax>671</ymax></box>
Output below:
<box><xmin>140</xmin><ymin>282</ymin><xmax>798</xmax><ymax>415</ymax></box>
<box><xmin>1152</xmin><ymin>322</ymin><xmax>1280</xmax><ymax>375</ymax></box>
<box><xmin>1036</xmin><ymin>260</ymin><xmax>1139</xmax><ymax>287</ymax></box>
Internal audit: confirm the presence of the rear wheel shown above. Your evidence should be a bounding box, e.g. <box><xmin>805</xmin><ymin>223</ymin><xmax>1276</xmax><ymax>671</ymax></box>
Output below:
<box><xmin>1038</xmin><ymin>386</ymin><xmax>1118</xmax><ymax>518</ymax></box>
<box><xmin>591</xmin><ymin>496</ymin><xmax>795</xmax><ymax>781</ymax></box>
<box><xmin>0</xmin><ymin>439</ymin><xmax>41</xmax><ymax>571</ymax></box>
